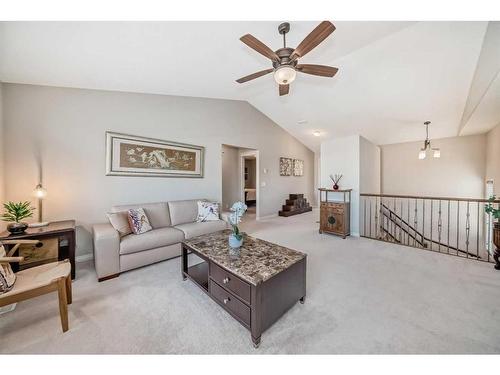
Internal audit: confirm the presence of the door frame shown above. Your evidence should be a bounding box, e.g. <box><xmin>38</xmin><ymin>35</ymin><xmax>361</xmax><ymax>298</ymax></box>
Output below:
<box><xmin>240</xmin><ymin>150</ymin><xmax>259</xmax><ymax>219</ymax></box>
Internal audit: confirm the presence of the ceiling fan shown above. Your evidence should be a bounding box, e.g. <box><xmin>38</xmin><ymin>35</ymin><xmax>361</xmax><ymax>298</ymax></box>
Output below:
<box><xmin>236</xmin><ymin>21</ymin><xmax>338</xmax><ymax>96</ymax></box>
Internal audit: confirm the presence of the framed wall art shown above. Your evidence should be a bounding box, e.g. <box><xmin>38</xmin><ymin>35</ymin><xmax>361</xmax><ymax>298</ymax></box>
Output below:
<box><xmin>280</xmin><ymin>157</ymin><xmax>293</xmax><ymax>176</ymax></box>
<box><xmin>293</xmin><ymin>159</ymin><xmax>304</xmax><ymax>176</ymax></box>
<box><xmin>105</xmin><ymin>132</ymin><xmax>204</xmax><ymax>178</ymax></box>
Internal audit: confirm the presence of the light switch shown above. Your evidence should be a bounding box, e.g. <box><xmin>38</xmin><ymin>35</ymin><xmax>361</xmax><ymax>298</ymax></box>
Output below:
<box><xmin>263</xmin><ymin>168</ymin><xmax>268</xmax><ymax>174</ymax></box>
<box><xmin>261</xmin><ymin>181</ymin><xmax>266</xmax><ymax>187</ymax></box>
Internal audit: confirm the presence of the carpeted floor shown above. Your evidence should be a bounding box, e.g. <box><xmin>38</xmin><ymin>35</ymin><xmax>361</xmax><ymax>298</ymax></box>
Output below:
<box><xmin>1</xmin><ymin>209</ymin><xmax>500</xmax><ymax>354</ymax></box>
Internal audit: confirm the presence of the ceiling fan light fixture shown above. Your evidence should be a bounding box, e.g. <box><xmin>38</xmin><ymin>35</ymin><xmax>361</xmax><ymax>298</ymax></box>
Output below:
<box><xmin>274</xmin><ymin>65</ymin><xmax>296</xmax><ymax>85</ymax></box>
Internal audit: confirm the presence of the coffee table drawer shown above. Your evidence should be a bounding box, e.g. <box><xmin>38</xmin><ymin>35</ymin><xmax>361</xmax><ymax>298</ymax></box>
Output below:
<box><xmin>209</xmin><ymin>279</ymin><xmax>250</xmax><ymax>327</ymax></box>
<box><xmin>210</xmin><ymin>262</ymin><xmax>251</xmax><ymax>304</ymax></box>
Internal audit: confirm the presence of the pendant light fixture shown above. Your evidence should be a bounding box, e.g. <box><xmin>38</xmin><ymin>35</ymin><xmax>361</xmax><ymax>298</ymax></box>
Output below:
<box><xmin>418</xmin><ymin>121</ymin><xmax>440</xmax><ymax>160</ymax></box>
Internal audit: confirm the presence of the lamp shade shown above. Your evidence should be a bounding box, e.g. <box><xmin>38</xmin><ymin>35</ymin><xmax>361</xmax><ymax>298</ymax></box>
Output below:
<box><xmin>433</xmin><ymin>149</ymin><xmax>441</xmax><ymax>158</ymax></box>
<box><xmin>274</xmin><ymin>66</ymin><xmax>297</xmax><ymax>85</ymax></box>
<box><xmin>418</xmin><ymin>149</ymin><xmax>427</xmax><ymax>160</ymax></box>
<box><xmin>33</xmin><ymin>184</ymin><xmax>47</xmax><ymax>199</ymax></box>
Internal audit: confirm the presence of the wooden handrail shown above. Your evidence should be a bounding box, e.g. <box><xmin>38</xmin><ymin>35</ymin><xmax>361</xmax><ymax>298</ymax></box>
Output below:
<box><xmin>361</xmin><ymin>193</ymin><xmax>500</xmax><ymax>203</ymax></box>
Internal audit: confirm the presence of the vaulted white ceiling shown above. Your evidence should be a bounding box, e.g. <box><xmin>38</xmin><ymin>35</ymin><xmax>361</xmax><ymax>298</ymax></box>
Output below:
<box><xmin>1</xmin><ymin>21</ymin><xmax>498</xmax><ymax>151</ymax></box>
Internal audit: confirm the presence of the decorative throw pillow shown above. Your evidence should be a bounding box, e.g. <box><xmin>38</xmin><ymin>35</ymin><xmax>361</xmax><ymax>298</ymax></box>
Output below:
<box><xmin>0</xmin><ymin>245</ymin><xmax>16</xmax><ymax>294</ymax></box>
<box><xmin>127</xmin><ymin>208</ymin><xmax>153</xmax><ymax>235</ymax></box>
<box><xmin>107</xmin><ymin>211</ymin><xmax>133</xmax><ymax>237</ymax></box>
<box><xmin>196</xmin><ymin>201</ymin><xmax>220</xmax><ymax>222</ymax></box>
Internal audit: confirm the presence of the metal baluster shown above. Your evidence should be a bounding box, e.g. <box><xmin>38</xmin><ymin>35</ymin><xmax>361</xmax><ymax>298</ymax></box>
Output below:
<box><xmin>375</xmin><ymin>197</ymin><xmax>379</xmax><ymax>239</ymax></box>
<box><xmin>399</xmin><ymin>199</ymin><xmax>403</xmax><ymax>243</ymax></box>
<box><xmin>363</xmin><ymin>197</ymin><xmax>367</xmax><ymax>236</ymax></box>
<box><xmin>437</xmin><ymin>200</ymin><xmax>442</xmax><ymax>253</ymax></box>
<box><xmin>407</xmin><ymin>198</ymin><xmax>410</xmax><ymax>245</ymax></box>
<box><xmin>456</xmin><ymin>201</ymin><xmax>460</xmax><ymax>256</ymax></box>
<box><xmin>430</xmin><ymin>199</ymin><xmax>433</xmax><ymax>251</ymax></box>
<box><xmin>369</xmin><ymin>198</ymin><xmax>372</xmax><ymax>238</ymax></box>
<box><xmin>476</xmin><ymin>201</ymin><xmax>480</xmax><ymax>260</ymax></box>
<box><xmin>447</xmin><ymin>200</ymin><xmax>450</xmax><ymax>254</ymax></box>
<box><xmin>422</xmin><ymin>199</ymin><xmax>426</xmax><ymax>247</ymax></box>
<box><xmin>465</xmin><ymin>201</ymin><xmax>470</xmax><ymax>258</ymax></box>
<box><xmin>413</xmin><ymin>199</ymin><xmax>418</xmax><ymax>247</ymax></box>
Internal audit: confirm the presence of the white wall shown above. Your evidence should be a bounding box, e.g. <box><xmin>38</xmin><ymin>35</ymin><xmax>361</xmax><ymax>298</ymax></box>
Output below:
<box><xmin>320</xmin><ymin>135</ymin><xmax>361</xmax><ymax>235</ymax></box>
<box><xmin>359</xmin><ymin>136</ymin><xmax>381</xmax><ymax>194</ymax></box>
<box><xmin>2</xmin><ymin>84</ymin><xmax>315</xmax><ymax>256</ymax></box>
<box><xmin>486</xmin><ymin>123</ymin><xmax>500</xmax><ymax>196</ymax></box>
<box><xmin>381</xmin><ymin>134</ymin><xmax>487</xmax><ymax>198</ymax></box>
<box><xmin>221</xmin><ymin>145</ymin><xmax>241</xmax><ymax>211</ymax></box>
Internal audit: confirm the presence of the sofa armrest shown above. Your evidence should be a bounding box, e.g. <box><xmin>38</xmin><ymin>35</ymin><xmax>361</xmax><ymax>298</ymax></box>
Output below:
<box><xmin>92</xmin><ymin>223</ymin><xmax>120</xmax><ymax>280</ymax></box>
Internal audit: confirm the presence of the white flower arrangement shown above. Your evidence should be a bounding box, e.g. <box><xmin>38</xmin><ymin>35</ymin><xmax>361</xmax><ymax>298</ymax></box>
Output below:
<box><xmin>228</xmin><ymin>201</ymin><xmax>247</xmax><ymax>240</ymax></box>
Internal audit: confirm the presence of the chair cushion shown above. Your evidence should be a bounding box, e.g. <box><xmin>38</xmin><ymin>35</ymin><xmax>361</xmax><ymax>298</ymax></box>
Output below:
<box><xmin>120</xmin><ymin>227</ymin><xmax>185</xmax><ymax>255</ymax></box>
<box><xmin>111</xmin><ymin>202</ymin><xmax>170</xmax><ymax>229</ymax></box>
<box><xmin>168</xmin><ymin>199</ymin><xmax>202</xmax><ymax>226</ymax></box>
<box><xmin>174</xmin><ymin>220</ymin><xmax>228</xmax><ymax>239</ymax></box>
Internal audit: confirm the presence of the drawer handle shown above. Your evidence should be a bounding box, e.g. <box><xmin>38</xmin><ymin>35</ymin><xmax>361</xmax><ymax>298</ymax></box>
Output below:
<box><xmin>223</xmin><ymin>277</ymin><xmax>230</xmax><ymax>284</ymax></box>
<box><xmin>223</xmin><ymin>297</ymin><xmax>230</xmax><ymax>304</ymax></box>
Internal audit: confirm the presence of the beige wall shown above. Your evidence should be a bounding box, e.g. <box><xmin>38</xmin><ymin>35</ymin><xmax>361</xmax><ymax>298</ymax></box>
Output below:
<box><xmin>2</xmin><ymin>84</ymin><xmax>314</xmax><ymax>256</ymax></box>
<box><xmin>381</xmin><ymin>134</ymin><xmax>487</xmax><ymax>198</ymax></box>
<box><xmin>359</xmin><ymin>136</ymin><xmax>381</xmax><ymax>194</ymax></box>
<box><xmin>221</xmin><ymin>145</ymin><xmax>241</xmax><ymax>211</ymax></box>
<box><xmin>486</xmin><ymin>123</ymin><xmax>500</xmax><ymax>196</ymax></box>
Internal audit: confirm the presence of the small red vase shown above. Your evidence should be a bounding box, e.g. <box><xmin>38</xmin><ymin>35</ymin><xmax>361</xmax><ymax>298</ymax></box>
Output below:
<box><xmin>333</xmin><ymin>184</ymin><xmax>339</xmax><ymax>190</ymax></box>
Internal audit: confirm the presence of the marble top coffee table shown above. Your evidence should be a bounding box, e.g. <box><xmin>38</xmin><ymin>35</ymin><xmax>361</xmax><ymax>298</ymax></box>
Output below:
<box><xmin>182</xmin><ymin>229</ymin><xmax>307</xmax><ymax>348</ymax></box>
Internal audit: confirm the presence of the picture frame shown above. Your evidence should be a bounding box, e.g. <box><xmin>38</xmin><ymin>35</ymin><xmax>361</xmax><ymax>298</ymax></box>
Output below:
<box><xmin>280</xmin><ymin>157</ymin><xmax>293</xmax><ymax>176</ymax></box>
<box><xmin>293</xmin><ymin>159</ymin><xmax>304</xmax><ymax>176</ymax></box>
<box><xmin>105</xmin><ymin>132</ymin><xmax>204</xmax><ymax>178</ymax></box>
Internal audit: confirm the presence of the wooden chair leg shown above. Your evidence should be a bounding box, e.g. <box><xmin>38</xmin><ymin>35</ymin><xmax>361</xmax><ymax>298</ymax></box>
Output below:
<box><xmin>57</xmin><ymin>278</ymin><xmax>69</xmax><ymax>332</ymax></box>
<box><xmin>65</xmin><ymin>275</ymin><xmax>72</xmax><ymax>305</ymax></box>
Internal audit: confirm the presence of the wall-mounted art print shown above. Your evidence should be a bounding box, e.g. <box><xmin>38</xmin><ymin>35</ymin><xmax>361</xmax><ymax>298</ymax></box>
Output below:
<box><xmin>293</xmin><ymin>159</ymin><xmax>304</xmax><ymax>176</ymax></box>
<box><xmin>106</xmin><ymin>132</ymin><xmax>204</xmax><ymax>178</ymax></box>
<box><xmin>280</xmin><ymin>157</ymin><xmax>293</xmax><ymax>176</ymax></box>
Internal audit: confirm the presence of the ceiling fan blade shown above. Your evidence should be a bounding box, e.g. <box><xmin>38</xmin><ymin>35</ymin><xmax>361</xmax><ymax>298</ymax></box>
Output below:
<box><xmin>279</xmin><ymin>84</ymin><xmax>289</xmax><ymax>96</ymax></box>
<box><xmin>240</xmin><ymin>34</ymin><xmax>279</xmax><ymax>62</ymax></box>
<box><xmin>296</xmin><ymin>64</ymin><xmax>338</xmax><ymax>77</ymax></box>
<box><xmin>236</xmin><ymin>69</ymin><xmax>274</xmax><ymax>83</ymax></box>
<box><xmin>290</xmin><ymin>21</ymin><xmax>335</xmax><ymax>61</ymax></box>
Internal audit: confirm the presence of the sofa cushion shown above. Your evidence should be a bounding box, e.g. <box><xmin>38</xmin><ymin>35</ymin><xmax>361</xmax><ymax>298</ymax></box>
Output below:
<box><xmin>168</xmin><ymin>199</ymin><xmax>202</xmax><ymax>226</ymax></box>
<box><xmin>120</xmin><ymin>227</ymin><xmax>185</xmax><ymax>255</ymax></box>
<box><xmin>112</xmin><ymin>202</ymin><xmax>170</xmax><ymax>229</ymax></box>
<box><xmin>174</xmin><ymin>220</ymin><xmax>228</xmax><ymax>239</ymax></box>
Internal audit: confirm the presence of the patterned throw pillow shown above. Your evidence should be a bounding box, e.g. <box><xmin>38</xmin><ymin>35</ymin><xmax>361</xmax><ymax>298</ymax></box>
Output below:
<box><xmin>0</xmin><ymin>245</ymin><xmax>16</xmax><ymax>294</ymax></box>
<box><xmin>107</xmin><ymin>211</ymin><xmax>133</xmax><ymax>237</ymax></box>
<box><xmin>196</xmin><ymin>201</ymin><xmax>220</xmax><ymax>222</ymax></box>
<box><xmin>127</xmin><ymin>208</ymin><xmax>153</xmax><ymax>235</ymax></box>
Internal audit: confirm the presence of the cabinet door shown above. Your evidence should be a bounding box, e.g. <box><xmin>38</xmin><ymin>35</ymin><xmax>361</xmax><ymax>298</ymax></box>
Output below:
<box><xmin>321</xmin><ymin>207</ymin><xmax>344</xmax><ymax>234</ymax></box>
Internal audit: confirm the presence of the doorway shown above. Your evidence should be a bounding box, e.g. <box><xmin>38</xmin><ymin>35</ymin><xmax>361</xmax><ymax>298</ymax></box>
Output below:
<box><xmin>221</xmin><ymin>145</ymin><xmax>259</xmax><ymax>221</ymax></box>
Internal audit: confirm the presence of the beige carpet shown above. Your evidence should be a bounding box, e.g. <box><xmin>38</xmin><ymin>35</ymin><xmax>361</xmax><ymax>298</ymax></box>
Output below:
<box><xmin>1</xmin><ymin>209</ymin><xmax>500</xmax><ymax>354</ymax></box>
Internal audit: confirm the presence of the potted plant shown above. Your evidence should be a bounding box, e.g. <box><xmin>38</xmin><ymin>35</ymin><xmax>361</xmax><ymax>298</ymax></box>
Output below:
<box><xmin>228</xmin><ymin>201</ymin><xmax>247</xmax><ymax>250</ymax></box>
<box><xmin>1</xmin><ymin>201</ymin><xmax>35</xmax><ymax>234</ymax></box>
<box><xmin>485</xmin><ymin>196</ymin><xmax>500</xmax><ymax>270</ymax></box>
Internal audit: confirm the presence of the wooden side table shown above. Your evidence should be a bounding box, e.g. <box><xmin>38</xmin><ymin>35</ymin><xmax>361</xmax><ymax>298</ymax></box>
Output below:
<box><xmin>0</xmin><ymin>220</ymin><xmax>76</xmax><ymax>279</ymax></box>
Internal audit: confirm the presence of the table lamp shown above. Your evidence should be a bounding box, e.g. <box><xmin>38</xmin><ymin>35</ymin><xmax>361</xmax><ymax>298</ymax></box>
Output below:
<box><xmin>29</xmin><ymin>183</ymin><xmax>49</xmax><ymax>227</ymax></box>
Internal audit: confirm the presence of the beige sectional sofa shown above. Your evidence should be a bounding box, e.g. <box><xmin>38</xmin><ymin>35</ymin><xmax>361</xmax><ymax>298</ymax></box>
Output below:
<box><xmin>92</xmin><ymin>199</ymin><xmax>229</xmax><ymax>281</ymax></box>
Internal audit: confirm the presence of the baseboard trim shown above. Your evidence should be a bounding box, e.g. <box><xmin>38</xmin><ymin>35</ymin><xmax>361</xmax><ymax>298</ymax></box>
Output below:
<box><xmin>76</xmin><ymin>253</ymin><xmax>94</xmax><ymax>263</ymax></box>
<box><xmin>257</xmin><ymin>214</ymin><xmax>278</xmax><ymax>221</ymax></box>
<box><xmin>351</xmin><ymin>232</ymin><xmax>360</xmax><ymax>237</ymax></box>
